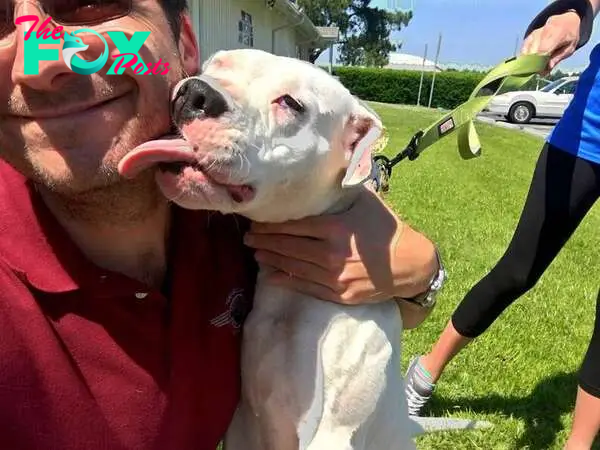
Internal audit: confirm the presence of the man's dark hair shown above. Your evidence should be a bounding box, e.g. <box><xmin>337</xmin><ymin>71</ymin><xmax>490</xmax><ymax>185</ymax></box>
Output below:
<box><xmin>158</xmin><ymin>0</ymin><xmax>188</xmax><ymax>37</ymax></box>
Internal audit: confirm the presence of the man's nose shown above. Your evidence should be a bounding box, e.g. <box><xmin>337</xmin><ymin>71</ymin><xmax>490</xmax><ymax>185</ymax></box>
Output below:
<box><xmin>11</xmin><ymin>2</ymin><xmax>74</xmax><ymax>90</ymax></box>
<box><xmin>172</xmin><ymin>78</ymin><xmax>229</xmax><ymax>124</ymax></box>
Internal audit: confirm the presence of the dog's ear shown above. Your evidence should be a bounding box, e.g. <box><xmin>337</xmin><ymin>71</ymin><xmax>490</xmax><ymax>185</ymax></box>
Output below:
<box><xmin>341</xmin><ymin>100</ymin><xmax>383</xmax><ymax>188</ymax></box>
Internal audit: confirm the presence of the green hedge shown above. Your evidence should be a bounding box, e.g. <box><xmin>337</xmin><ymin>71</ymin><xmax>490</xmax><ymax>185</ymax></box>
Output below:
<box><xmin>332</xmin><ymin>66</ymin><xmax>486</xmax><ymax>110</ymax></box>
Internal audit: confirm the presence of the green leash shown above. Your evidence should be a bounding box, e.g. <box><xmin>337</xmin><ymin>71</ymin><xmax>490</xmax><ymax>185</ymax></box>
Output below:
<box><xmin>374</xmin><ymin>53</ymin><xmax>550</xmax><ymax>188</ymax></box>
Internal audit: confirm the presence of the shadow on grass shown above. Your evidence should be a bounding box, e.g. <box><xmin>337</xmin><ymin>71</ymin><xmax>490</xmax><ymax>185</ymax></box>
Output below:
<box><xmin>425</xmin><ymin>372</ymin><xmax>580</xmax><ymax>449</ymax></box>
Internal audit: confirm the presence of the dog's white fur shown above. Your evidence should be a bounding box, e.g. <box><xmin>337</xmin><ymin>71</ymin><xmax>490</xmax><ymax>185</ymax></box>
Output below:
<box><xmin>167</xmin><ymin>49</ymin><xmax>417</xmax><ymax>449</ymax></box>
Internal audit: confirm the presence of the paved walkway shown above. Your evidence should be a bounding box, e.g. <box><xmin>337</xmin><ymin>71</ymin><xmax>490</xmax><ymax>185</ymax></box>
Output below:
<box><xmin>476</xmin><ymin>112</ymin><xmax>556</xmax><ymax>140</ymax></box>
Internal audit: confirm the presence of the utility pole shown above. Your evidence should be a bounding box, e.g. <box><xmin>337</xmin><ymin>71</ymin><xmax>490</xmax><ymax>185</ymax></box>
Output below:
<box><xmin>428</xmin><ymin>33</ymin><xmax>442</xmax><ymax>108</ymax></box>
<box><xmin>417</xmin><ymin>43</ymin><xmax>428</xmax><ymax>106</ymax></box>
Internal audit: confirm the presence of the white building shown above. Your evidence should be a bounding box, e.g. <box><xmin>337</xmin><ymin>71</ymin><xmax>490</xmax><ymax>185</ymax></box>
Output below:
<box><xmin>385</xmin><ymin>52</ymin><xmax>442</xmax><ymax>72</ymax></box>
<box><xmin>186</xmin><ymin>0</ymin><xmax>336</xmax><ymax>64</ymax></box>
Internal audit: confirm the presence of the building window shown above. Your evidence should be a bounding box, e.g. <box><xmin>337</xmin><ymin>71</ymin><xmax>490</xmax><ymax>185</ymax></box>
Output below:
<box><xmin>238</xmin><ymin>11</ymin><xmax>253</xmax><ymax>47</ymax></box>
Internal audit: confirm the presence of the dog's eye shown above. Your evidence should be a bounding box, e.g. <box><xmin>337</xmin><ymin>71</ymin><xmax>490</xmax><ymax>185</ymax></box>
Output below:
<box><xmin>275</xmin><ymin>94</ymin><xmax>305</xmax><ymax>114</ymax></box>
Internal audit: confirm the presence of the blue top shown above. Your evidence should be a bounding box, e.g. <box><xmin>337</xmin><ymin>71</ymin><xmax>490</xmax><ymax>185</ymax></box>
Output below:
<box><xmin>547</xmin><ymin>42</ymin><xmax>600</xmax><ymax>165</ymax></box>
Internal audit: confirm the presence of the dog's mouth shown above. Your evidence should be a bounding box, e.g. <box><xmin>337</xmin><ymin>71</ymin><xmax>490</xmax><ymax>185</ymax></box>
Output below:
<box><xmin>117</xmin><ymin>137</ymin><xmax>256</xmax><ymax>204</ymax></box>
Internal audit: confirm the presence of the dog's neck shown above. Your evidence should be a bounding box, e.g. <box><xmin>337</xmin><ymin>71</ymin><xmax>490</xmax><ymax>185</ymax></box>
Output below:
<box><xmin>253</xmin><ymin>185</ymin><xmax>361</xmax><ymax>309</ymax></box>
<box><xmin>242</xmin><ymin>182</ymin><xmax>359</xmax><ymax>223</ymax></box>
<box><xmin>321</xmin><ymin>186</ymin><xmax>360</xmax><ymax>215</ymax></box>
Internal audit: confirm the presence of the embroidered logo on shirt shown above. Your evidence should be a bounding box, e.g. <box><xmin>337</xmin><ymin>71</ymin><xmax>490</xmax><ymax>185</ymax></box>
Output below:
<box><xmin>210</xmin><ymin>288</ymin><xmax>250</xmax><ymax>330</ymax></box>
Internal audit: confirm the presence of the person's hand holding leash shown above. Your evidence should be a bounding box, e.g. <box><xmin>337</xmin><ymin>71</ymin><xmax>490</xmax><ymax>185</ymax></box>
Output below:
<box><xmin>521</xmin><ymin>0</ymin><xmax>600</xmax><ymax>74</ymax></box>
<box><xmin>244</xmin><ymin>187</ymin><xmax>439</xmax><ymax>308</ymax></box>
<box><xmin>521</xmin><ymin>10</ymin><xmax>582</xmax><ymax>73</ymax></box>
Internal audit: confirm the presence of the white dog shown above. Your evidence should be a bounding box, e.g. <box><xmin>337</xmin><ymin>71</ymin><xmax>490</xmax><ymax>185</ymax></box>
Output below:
<box><xmin>118</xmin><ymin>49</ymin><xmax>475</xmax><ymax>449</ymax></box>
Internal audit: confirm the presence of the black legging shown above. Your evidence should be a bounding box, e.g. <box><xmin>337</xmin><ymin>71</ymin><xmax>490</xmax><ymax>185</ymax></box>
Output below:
<box><xmin>451</xmin><ymin>143</ymin><xmax>600</xmax><ymax>396</ymax></box>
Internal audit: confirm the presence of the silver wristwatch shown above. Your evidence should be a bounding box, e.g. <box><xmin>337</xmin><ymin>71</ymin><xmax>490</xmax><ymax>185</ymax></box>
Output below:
<box><xmin>403</xmin><ymin>247</ymin><xmax>446</xmax><ymax>308</ymax></box>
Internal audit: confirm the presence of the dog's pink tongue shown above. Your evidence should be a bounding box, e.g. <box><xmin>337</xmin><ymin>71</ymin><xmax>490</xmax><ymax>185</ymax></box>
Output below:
<box><xmin>118</xmin><ymin>138</ymin><xmax>195</xmax><ymax>179</ymax></box>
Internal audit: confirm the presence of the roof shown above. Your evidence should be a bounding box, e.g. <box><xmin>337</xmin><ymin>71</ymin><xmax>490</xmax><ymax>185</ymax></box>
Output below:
<box><xmin>384</xmin><ymin>52</ymin><xmax>442</xmax><ymax>72</ymax></box>
<box><xmin>269</xmin><ymin>0</ymin><xmax>339</xmax><ymax>47</ymax></box>
<box><xmin>389</xmin><ymin>52</ymin><xmax>437</xmax><ymax>67</ymax></box>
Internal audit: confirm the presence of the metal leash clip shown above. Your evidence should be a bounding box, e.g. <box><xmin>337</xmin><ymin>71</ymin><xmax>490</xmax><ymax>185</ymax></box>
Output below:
<box><xmin>372</xmin><ymin>130</ymin><xmax>423</xmax><ymax>193</ymax></box>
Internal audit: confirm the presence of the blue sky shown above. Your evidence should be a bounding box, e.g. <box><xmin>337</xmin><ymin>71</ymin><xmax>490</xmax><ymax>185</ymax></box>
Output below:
<box><xmin>316</xmin><ymin>0</ymin><xmax>600</xmax><ymax>72</ymax></box>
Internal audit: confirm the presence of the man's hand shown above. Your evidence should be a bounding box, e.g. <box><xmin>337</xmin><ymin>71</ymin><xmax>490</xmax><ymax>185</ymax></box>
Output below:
<box><xmin>521</xmin><ymin>10</ymin><xmax>581</xmax><ymax>74</ymax></box>
<box><xmin>243</xmin><ymin>187</ymin><xmax>438</xmax><ymax>306</ymax></box>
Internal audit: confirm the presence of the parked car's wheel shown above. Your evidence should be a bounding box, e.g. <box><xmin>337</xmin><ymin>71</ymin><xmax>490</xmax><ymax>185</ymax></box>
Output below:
<box><xmin>508</xmin><ymin>101</ymin><xmax>534</xmax><ymax>124</ymax></box>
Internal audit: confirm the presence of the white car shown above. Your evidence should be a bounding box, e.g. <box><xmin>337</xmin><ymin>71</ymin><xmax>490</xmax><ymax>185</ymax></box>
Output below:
<box><xmin>484</xmin><ymin>76</ymin><xmax>578</xmax><ymax>124</ymax></box>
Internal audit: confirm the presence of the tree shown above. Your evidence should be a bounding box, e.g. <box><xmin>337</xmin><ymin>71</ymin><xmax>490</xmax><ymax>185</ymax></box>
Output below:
<box><xmin>298</xmin><ymin>0</ymin><xmax>412</xmax><ymax>67</ymax></box>
<box><xmin>547</xmin><ymin>69</ymin><xmax>573</xmax><ymax>81</ymax></box>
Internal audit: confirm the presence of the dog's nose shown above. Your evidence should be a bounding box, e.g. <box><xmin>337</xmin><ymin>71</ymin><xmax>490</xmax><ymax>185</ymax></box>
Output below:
<box><xmin>172</xmin><ymin>78</ymin><xmax>229</xmax><ymax>123</ymax></box>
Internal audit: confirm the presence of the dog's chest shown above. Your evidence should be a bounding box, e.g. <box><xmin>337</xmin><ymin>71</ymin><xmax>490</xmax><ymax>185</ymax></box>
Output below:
<box><xmin>243</xmin><ymin>279</ymin><xmax>338</xmax><ymax>341</ymax></box>
<box><xmin>240</xmin><ymin>278</ymin><xmax>403</xmax><ymax>390</ymax></box>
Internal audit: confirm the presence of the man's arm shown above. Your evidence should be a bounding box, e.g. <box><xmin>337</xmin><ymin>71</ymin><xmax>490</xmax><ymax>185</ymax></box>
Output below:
<box><xmin>244</xmin><ymin>188</ymin><xmax>442</xmax><ymax>327</ymax></box>
<box><xmin>389</xmin><ymin>223</ymin><xmax>443</xmax><ymax>329</ymax></box>
<box><xmin>397</xmin><ymin>299</ymin><xmax>434</xmax><ymax>330</ymax></box>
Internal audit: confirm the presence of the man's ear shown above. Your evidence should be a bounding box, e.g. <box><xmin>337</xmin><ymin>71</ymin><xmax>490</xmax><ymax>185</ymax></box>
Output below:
<box><xmin>340</xmin><ymin>100</ymin><xmax>383</xmax><ymax>188</ymax></box>
<box><xmin>178</xmin><ymin>13</ymin><xmax>200</xmax><ymax>76</ymax></box>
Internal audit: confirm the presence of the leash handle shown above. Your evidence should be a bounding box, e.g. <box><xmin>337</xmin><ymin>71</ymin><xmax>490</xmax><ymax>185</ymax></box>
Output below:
<box><xmin>375</xmin><ymin>53</ymin><xmax>550</xmax><ymax>186</ymax></box>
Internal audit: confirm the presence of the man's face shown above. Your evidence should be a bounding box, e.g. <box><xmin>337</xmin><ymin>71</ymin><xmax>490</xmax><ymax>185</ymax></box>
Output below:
<box><xmin>0</xmin><ymin>0</ymin><xmax>199</xmax><ymax>194</ymax></box>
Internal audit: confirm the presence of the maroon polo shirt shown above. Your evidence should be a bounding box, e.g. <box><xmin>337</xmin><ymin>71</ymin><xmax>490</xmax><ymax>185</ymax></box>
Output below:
<box><xmin>0</xmin><ymin>160</ymin><xmax>256</xmax><ymax>450</ymax></box>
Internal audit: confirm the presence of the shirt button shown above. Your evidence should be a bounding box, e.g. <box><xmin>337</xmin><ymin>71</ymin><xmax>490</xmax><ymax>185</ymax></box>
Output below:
<box><xmin>135</xmin><ymin>292</ymin><xmax>149</xmax><ymax>300</ymax></box>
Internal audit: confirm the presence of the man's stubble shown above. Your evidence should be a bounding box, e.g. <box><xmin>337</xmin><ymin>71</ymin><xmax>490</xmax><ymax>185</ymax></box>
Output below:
<box><xmin>17</xmin><ymin>66</ymin><xmax>187</xmax><ymax>226</ymax></box>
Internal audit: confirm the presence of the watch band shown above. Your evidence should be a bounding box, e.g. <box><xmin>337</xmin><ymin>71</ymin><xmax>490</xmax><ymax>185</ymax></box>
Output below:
<box><xmin>401</xmin><ymin>247</ymin><xmax>446</xmax><ymax>309</ymax></box>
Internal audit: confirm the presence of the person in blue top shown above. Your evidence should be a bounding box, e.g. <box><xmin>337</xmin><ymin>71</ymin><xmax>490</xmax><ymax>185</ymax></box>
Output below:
<box><xmin>405</xmin><ymin>1</ymin><xmax>600</xmax><ymax>448</ymax></box>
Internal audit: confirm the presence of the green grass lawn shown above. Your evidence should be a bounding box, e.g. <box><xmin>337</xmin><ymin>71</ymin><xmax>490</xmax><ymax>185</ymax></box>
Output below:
<box><xmin>368</xmin><ymin>102</ymin><xmax>600</xmax><ymax>449</ymax></box>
